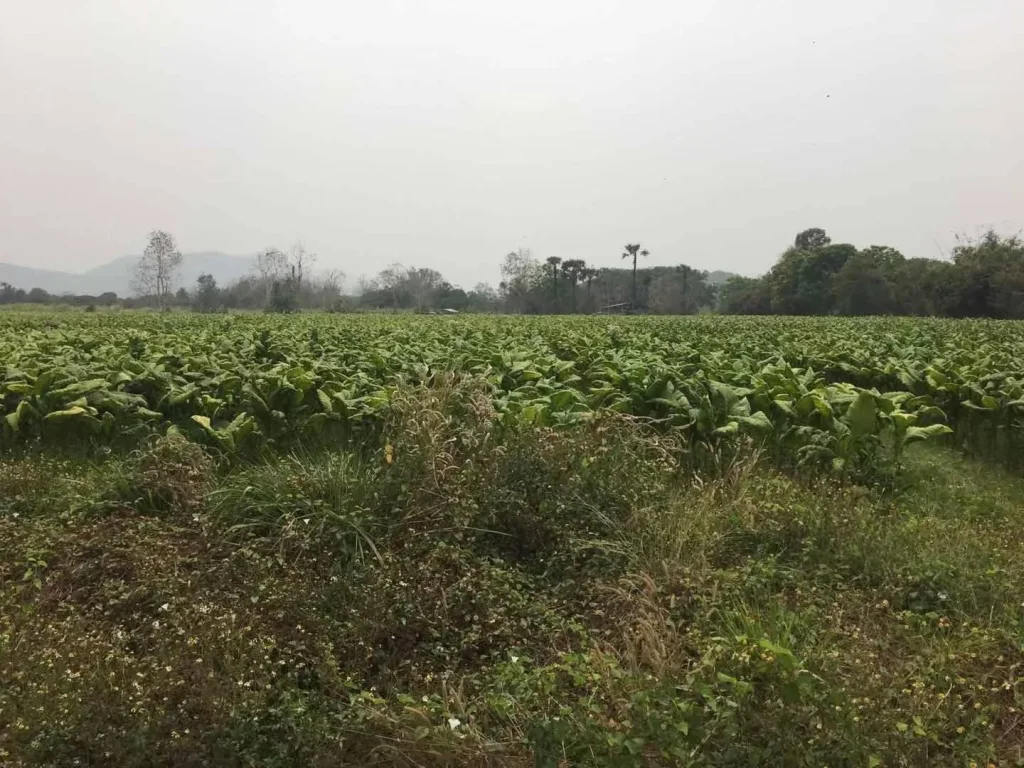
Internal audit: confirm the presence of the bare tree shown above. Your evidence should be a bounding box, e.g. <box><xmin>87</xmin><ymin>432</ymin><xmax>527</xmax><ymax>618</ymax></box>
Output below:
<box><xmin>407</xmin><ymin>267</ymin><xmax>443</xmax><ymax>310</ymax></box>
<box><xmin>320</xmin><ymin>268</ymin><xmax>344</xmax><ymax>296</ymax></box>
<box><xmin>133</xmin><ymin>230</ymin><xmax>183</xmax><ymax>309</ymax></box>
<box><xmin>378</xmin><ymin>263</ymin><xmax>408</xmax><ymax>310</ymax></box>
<box><xmin>253</xmin><ymin>248</ymin><xmax>287</xmax><ymax>302</ymax></box>
<box><xmin>318</xmin><ymin>268</ymin><xmax>346</xmax><ymax>308</ymax></box>
<box><xmin>499</xmin><ymin>248</ymin><xmax>540</xmax><ymax>313</ymax></box>
<box><xmin>289</xmin><ymin>243</ymin><xmax>317</xmax><ymax>292</ymax></box>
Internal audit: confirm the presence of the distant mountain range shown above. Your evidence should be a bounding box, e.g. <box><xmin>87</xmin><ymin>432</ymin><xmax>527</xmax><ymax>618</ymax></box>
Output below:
<box><xmin>0</xmin><ymin>252</ymin><xmax>254</xmax><ymax>297</ymax></box>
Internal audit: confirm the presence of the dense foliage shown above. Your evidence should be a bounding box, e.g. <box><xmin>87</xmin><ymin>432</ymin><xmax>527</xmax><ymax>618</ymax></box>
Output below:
<box><xmin>720</xmin><ymin>228</ymin><xmax>1024</xmax><ymax>318</ymax></box>
<box><xmin>8</xmin><ymin>313</ymin><xmax>1022</xmax><ymax>474</ymax></box>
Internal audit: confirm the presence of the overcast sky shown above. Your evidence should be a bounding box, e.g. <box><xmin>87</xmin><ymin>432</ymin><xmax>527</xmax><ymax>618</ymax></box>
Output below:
<box><xmin>1</xmin><ymin>1</ymin><xmax>1021</xmax><ymax>286</ymax></box>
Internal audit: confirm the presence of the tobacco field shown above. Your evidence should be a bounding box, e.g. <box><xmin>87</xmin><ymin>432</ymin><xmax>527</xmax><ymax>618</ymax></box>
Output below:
<box><xmin>2</xmin><ymin>312</ymin><xmax>1024</xmax><ymax>766</ymax></box>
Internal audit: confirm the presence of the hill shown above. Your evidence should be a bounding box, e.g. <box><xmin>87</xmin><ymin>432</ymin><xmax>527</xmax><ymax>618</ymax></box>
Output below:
<box><xmin>0</xmin><ymin>252</ymin><xmax>253</xmax><ymax>297</ymax></box>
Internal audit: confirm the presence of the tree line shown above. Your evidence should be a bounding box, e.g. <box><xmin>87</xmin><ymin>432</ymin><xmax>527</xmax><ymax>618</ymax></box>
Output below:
<box><xmin>4</xmin><ymin>227</ymin><xmax>1022</xmax><ymax>317</ymax></box>
<box><xmin>719</xmin><ymin>227</ymin><xmax>1024</xmax><ymax>318</ymax></box>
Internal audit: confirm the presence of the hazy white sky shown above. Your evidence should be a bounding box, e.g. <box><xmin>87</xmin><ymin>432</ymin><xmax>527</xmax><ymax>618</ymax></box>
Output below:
<box><xmin>1</xmin><ymin>1</ymin><xmax>1022</xmax><ymax>286</ymax></box>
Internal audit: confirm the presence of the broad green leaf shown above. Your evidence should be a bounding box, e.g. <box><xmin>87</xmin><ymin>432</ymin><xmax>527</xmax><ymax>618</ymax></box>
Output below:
<box><xmin>845</xmin><ymin>391</ymin><xmax>877</xmax><ymax>438</ymax></box>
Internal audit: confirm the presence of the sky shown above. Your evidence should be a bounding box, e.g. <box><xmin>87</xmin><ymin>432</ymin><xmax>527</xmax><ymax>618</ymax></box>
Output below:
<box><xmin>1</xmin><ymin>1</ymin><xmax>1022</xmax><ymax>287</ymax></box>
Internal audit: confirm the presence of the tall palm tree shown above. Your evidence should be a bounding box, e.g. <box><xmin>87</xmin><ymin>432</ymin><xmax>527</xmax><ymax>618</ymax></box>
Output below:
<box><xmin>622</xmin><ymin>244</ymin><xmax>649</xmax><ymax>309</ymax></box>
<box><xmin>561</xmin><ymin>259</ymin><xmax>586</xmax><ymax>313</ymax></box>
<box><xmin>584</xmin><ymin>267</ymin><xmax>598</xmax><ymax>309</ymax></box>
<box><xmin>545</xmin><ymin>256</ymin><xmax>562</xmax><ymax>310</ymax></box>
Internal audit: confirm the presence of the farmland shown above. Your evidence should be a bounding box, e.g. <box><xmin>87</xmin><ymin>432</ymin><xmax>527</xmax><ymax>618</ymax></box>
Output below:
<box><xmin>3</xmin><ymin>312</ymin><xmax>1024</xmax><ymax>766</ymax></box>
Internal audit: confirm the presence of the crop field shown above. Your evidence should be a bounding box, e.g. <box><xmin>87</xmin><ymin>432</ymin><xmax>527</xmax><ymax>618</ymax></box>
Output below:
<box><xmin>3</xmin><ymin>312</ymin><xmax>1024</xmax><ymax>766</ymax></box>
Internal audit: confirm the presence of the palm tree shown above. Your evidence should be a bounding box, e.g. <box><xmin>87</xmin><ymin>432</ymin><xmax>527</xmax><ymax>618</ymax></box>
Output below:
<box><xmin>583</xmin><ymin>268</ymin><xmax>599</xmax><ymax>309</ymax></box>
<box><xmin>677</xmin><ymin>264</ymin><xmax>696</xmax><ymax>314</ymax></box>
<box><xmin>561</xmin><ymin>259</ymin><xmax>586</xmax><ymax>313</ymax></box>
<box><xmin>545</xmin><ymin>256</ymin><xmax>562</xmax><ymax>310</ymax></box>
<box><xmin>622</xmin><ymin>244</ymin><xmax>649</xmax><ymax>309</ymax></box>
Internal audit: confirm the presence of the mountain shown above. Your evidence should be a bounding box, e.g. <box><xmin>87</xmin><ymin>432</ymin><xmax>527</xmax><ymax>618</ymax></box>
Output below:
<box><xmin>0</xmin><ymin>252</ymin><xmax>254</xmax><ymax>297</ymax></box>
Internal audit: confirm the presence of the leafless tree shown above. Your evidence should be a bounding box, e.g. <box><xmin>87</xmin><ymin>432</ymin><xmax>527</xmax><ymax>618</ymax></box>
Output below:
<box><xmin>407</xmin><ymin>267</ymin><xmax>443</xmax><ymax>310</ymax></box>
<box><xmin>133</xmin><ymin>230</ymin><xmax>183</xmax><ymax>309</ymax></box>
<box><xmin>253</xmin><ymin>247</ymin><xmax>287</xmax><ymax>302</ymax></box>
<box><xmin>378</xmin><ymin>263</ymin><xmax>408</xmax><ymax>309</ymax></box>
<box><xmin>321</xmin><ymin>269</ymin><xmax>344</xmax><ymax>296</ymax></box>
<box><xmin>317</xmin><ymin>269</ymin><xmax>346</xmax><ymax>308</ymax></box>
<box><xmin>289</xmin><ymin>243</ymin><xmax>317</xmax><ymax>292</ymax></box>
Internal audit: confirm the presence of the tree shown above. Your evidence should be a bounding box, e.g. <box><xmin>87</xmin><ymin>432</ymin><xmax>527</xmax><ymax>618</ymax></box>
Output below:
<box><xmin>133</xmin><ymin>230</ymin><xmax>183</xmax><ymax>308</ymax></box>
<box><xmin>378</xmin><ymin>263</ymin><xmax>408</xmax><ymax>310</ymax></box>
<box><xmin>832</xmin><ymin>246</ymin><xmax>904</xmax><ymax>316</ymax></box>
<box><xmin>583</xmin><ymin>268</ymin><xmax>599</xmax><ymax>309</ymax></box>
<box><xmin>289</xmin><ymin>243</ymin><xmax>317</xmax><ymax>293</ymax></box>
<box><xmin>467</xmin><ymin>282</ymin><xmax>499</xmax><ymax>312</ymax></box>
<box><xmin>321</xmin><ymin>269</ymin><xmax>344</xmax><ymax>296</ymax></box>
<box><xmin>794</xmin><ymin>228</ymin><xmax>831</xmax><ymax>251</ymax></box>
<box><xmin>768</xmin><ymin>242</ymin><xmax>854</xmax><ymax>314</ymax></box>
<box><xmin>267</xmin><ymin>275</ymin><xmax>298</xmax><ymax>313</ymax></box>
<box><xmin>27</xmin><ymin>287</ymin><xmax>50</xmax><ymax>304</ymax></box>
<box><xmin>622</xmin><ymin>244</ymin><xmax>649</xmax><ymax>309</ymax></box>
<box><xmin>949</xmin><ymin>230</ymin><xmax>1024</xmax><ymax>318</ymax></box>
<box><xmin>317</xmin><ymin>269</ymin><xmax>345</xmax><ymax>309</ymax></box>
<box><xmin>560</xmin><ymin>259</ymin><xmax>586</xmax><ymax>312</ymax></box>
<box><xmin>192</xmin><ymin>273</ymin><xmax>220</xmax><ymax>313</ymax></box>
<box><xmin>499</xmin><ymin>248</ymin><xmax>542</xmax><ymax>313</ymax></box>
<box><xmin>407</xmin><ymin>267</ymin><xmax>443</xmax><ymax>311</ymax></box>
<box><xmin>254</xmin><ymin>248</ymin><xmax>288</xmax><ymax>303</ymax></box>
<box><xmin>677</xmin><ymin>264</ymin><xmax>700</xmax><ymax>314</ymax></box>
<box><xmin>647</xmin><ymin>265</ymin><xmax>714</xmax><ymax>314</ymax></box>
<box><xmin>545</xmin><ymin>257</ymin><xmax>562</xmax><ymax>309</ymax></box>
<box><xmin>718</xmin><ymin>276</ymin><xmax>773</xmax><ymax>314</ymax></box>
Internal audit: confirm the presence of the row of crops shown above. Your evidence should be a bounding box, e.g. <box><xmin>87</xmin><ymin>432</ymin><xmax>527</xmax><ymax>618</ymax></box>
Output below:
<box><xmin>2</xmin><ymin>313</ymin><xmax>1023</xmax><ymax>474</ymax></box>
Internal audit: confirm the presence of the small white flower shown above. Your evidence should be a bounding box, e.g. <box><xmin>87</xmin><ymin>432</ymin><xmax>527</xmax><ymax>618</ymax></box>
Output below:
<box><xmin>510</xmin><ymin>655</ymin><xmax>519</xmax><ymax>664</ymax></box>
<box><xmin>160</xmin><ymin>603</ymin><xmax>170</xmax><ymax>612</ymax></box>
<box><xmin>447</xmin><ymin>717</ymin><xmax>461</xmax><ymax>730</ymax></box>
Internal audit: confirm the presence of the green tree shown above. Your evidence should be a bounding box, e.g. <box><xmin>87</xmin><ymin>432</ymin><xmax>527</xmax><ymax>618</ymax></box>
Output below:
<box><xmin>718</xmin><ymin>276</ymin><xmax>772</xmax><ymax>314</ymax></box>
<box><xmin>949</xmin><ymin>231</ymin><xmax>1024</xmax><ymax>318</ymax></box>
<box><xmin>769</xmin><ymin>240</ymin><xmax>854</xmax><ymax>314</ymax></box>
<box><xmin>794</xmin><ymin>227</ymin><xmax>831</xmax><ymax>251</ymax></box>
<box><xmin>192</xmin><ymin>273</ymin><xmax>221</xmax><ymax>313</ymax></box>
<box><xmin>831</xmin><ymin>246</ymin><xmax>904</xmax><ymax>315</ymax></box>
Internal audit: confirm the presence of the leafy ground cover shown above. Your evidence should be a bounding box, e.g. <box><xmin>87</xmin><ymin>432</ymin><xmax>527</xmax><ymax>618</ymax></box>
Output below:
<box><xmin>2</xmin><ymin>314</ymin><xmax>1024</xmax><ymax>765</ymax></box>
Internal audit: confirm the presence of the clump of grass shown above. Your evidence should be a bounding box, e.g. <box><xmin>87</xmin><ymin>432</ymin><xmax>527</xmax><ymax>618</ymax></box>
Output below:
<box><xmin>208</xmin><ymin>450</ymin><xmax>380</xmax><ymax>561</ymax></box>
<box><xmin>114</xmin><ymin>433</ymin><xmax>216</xmax><ymax>516</ymax></box>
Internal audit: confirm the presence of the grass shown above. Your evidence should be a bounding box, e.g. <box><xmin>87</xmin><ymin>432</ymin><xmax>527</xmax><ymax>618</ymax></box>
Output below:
<box><xmin>1</xmin><ymin>383</ymin><xmax>1023</xmax><ymax>766</ymax></box>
